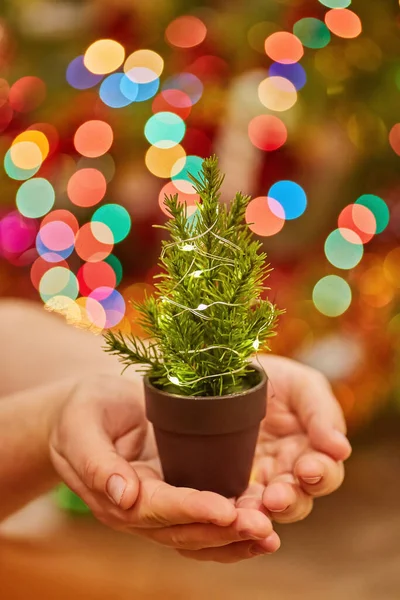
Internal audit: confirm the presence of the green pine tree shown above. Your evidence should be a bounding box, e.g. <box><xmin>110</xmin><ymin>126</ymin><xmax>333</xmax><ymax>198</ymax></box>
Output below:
<box><xmin>104</xmin><ymin>156</ymin><xmax>280</xmax><ymax>396</ymax></box>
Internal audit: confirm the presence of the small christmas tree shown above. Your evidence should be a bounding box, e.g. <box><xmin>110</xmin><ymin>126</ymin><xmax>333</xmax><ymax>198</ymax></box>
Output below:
<box><xmin>105</xmin><ymin>156</ymin><xmax>279</xmax><ymax>397</ymax></box>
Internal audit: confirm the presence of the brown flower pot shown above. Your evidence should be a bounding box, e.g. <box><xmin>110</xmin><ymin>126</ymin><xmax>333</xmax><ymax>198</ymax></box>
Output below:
<box><xmin>144</xmin><ymin>365</ymin><xmax>267</xmax><ymax>498</ymax></box>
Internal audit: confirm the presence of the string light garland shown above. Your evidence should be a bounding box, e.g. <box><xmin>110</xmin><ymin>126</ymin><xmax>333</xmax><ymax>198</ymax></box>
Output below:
<box><xmin>105</xmin><ymin>157</ymin><xmax>280</xmax><ymax>396</ymax></box>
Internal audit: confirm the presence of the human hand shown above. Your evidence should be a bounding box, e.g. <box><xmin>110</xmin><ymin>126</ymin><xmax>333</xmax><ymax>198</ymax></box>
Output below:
<box><xmin>49</xmin><ymin>374</ymin><xmax>279</xmax><ymax>562</ymax></box>
<box><xmin>235</xmin><ymin>355</ymin><xmax>352</xmax><ymax>524</ymax></box>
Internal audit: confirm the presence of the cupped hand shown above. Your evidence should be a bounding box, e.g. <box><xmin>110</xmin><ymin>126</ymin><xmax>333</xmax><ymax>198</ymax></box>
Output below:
<box><xmin>236</xmin><ymin>354</ymin><xmax>352</xmax><ymax>524</ymax></box>
<box><xmin>49</xmin><ymin>374</ymin><xmax>279</xmax><ymax>562</ymax></box>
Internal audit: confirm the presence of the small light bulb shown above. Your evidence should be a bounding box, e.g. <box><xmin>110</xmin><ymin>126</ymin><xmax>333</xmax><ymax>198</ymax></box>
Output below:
<box><xmin>252</xmin><ymin>339</ymin><xmax>260</xmax><ymax>351</ymax></box>
<box><xmin>197</xmin><ymin>303</ymin><xmax>208</xmax><ymax>311</ymax></box>
<box><xmin>181</xmin><ymin>243</ymin><xmax>195</xmax><ymax>251</ymax></box>
<box><xmin>192</xmin><ymin>270</ymin><xmax>203</xmax><ymax>278</ymax></box>
<box><xmin>168</xmin><ymin>375</ymin><xmax>180</xmax><ymax>386</ymax></box>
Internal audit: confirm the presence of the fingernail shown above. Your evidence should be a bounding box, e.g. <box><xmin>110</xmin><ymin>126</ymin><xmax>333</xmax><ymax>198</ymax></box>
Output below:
<box><xmin>270</xmin><ymin>505</ymin><xmax>290</xmax><ymax>513</ymax></box>
<box><xmin>301</xmin><ymin>476</ymin><xmax>322</xmax><ymax>485</ymax></box>
<box><xmin>250</xmin><ymin>543</ymin><xmax>268</xmax><ymax>556</ymax></box>
<box><xmin>239</xmin><ymin>529</ymin><xmax>264</xmax><ymax>540</ymax></box>
<box><xmin>106</xmin><ymin>474</ymin><xmax>126</xmax><ymax>506</ymax></box>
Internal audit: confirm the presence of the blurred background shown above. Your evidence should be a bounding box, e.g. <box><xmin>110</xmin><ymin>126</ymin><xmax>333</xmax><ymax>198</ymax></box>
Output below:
<box><xmin>0</xmin><ymin>0</ymin><xmax>399</xmax><ymax>598</ymax></box>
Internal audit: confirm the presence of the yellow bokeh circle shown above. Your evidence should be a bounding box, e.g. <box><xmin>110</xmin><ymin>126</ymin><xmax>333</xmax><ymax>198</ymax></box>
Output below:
<box><xmin>12</xmin><ymin>130</ymin><xmax>49</xmax><ymax>162</ymax></box>
<box><xmin>124</xmin><ymin>49</ymin><xmax>164</xmax><ymax>83</ymax></box>
<box><xmin>258</xmin><ymin>76</ymin><xmax>297</xmax><ymax>112</ymax></box>
<box><xmin>10</xmin><ymin>141</ymin><xmax>43</xmax><ymax>170</ymax></box>
<box><xmin>145</xmin><ymin>144</ymin><xmax>186</xmax><ymax>178</ymax></box>
<box><xmin>84</xmin><ymin>39</ymin><xmax>125</xmax><ymax>75</ymax></box>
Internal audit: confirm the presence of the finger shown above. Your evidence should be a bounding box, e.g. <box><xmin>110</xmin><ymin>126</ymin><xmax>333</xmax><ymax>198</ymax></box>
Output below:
<box><xmin>236</xmin><ymin>482</ymin><xmax>267</xmax><ymax>512</ymax></box>
<box><xmin>262</xmin><ymin>475</ymin><xmax>313</xmax><ymax>524</ymax></box>
<box><xmin>51</xmin><ymin>427</ymin><xmax>142</xmax><ymax>512</ymax></box>
<box><xmin>262</xmin><ymin>479</ymin><xmax>297</xmax><ymax>514</ymax></box>
<box><xmin>178</xmin><ymin>532</ymin><xmax>281</xmax><ymax>563</ymax></box>
<box><xmin>294</xmin><ymin>452</ymin><xmax>345</xmax><ymax>498</ymax></box>
<box><xmin>307</xmin><ymin>416</ymin><xmax>352</xmax><ymax>462</ymax></box>
<box><xmin>136</xmin><ymin>508</ymin><xmax>273</xmax><ymax>550</ymax></box>
<box><xmin>128</xmin><ymin>469</ymin><xmax>237</xmax><ymax>528</ymax></box>
<box><xmin>50</xmin><ymin>448</ymin><xmax>127</xmax><ymax>524</ymax></box>
<box><xmin>51</xmin><ymin>421</ymin><xmax>142</xmax><ymax>510</ymax></box>
<box><xmin>290</xmin><ymin>368</ymin><xmax>352</xmax><ymax>461</ymax></box>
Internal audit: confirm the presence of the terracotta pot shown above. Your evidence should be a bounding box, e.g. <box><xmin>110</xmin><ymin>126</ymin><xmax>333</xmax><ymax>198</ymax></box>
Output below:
<box><xmin>144</xmin><ymin>365</ymin><xmax>267</xmax><ymax>498</ymax></box>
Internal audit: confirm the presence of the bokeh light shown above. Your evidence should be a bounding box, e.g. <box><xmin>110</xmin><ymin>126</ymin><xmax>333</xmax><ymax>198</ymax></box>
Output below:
<box><xmin>318</xmin><ymin>0</ymin><xmax>351</xmax><ymax>7</ymax></box>
<box><xmin>268</xmin><ymin>62</ymin><xmax>307</xmax><ymax>90</ymax></box>
<box><xmin>264</xmin><ymin>32</ymin><xmax>304</xmax><ymax>64</ymax></box>
<box><xmin>268</xmin><ymin>180</ymin><xmax>307</xmax><ymax>220</ymax></box>
<box><xmin>105</xmin><ymin>254</ymin><xmax>123</xmax><ymax>286</ymax></box>
<box><xmin>27</xmin><ymin>123</ymin><xmax>59</xmax><ymax>158</ymax></box>
<box><xmin>162</xmin><ymin>73</ymin><xmax>203</xmax><ymax>105</ymax></box>
<box><xmin>314</xmin><ymin>46</ymin><xmax>351</xmax><ymax>82</ymax></box>
<box><xmin>171</xmin><ymin>155</ymin><xmax>203</xmax><ymax>191</ymax></box>
<box><xmin>258</xmin><ymin>76</ymin><xmax>297</xmax><ymax>112</ymax></box>
<box><xmin>145</xmin><ymin>144</ymin><xmax>186</xmax><ymax>178</ymax></box>
<box><xmin>313</xmin><ymin>275</ymin><xmax>352</xmax><ymax>317</ymax></box>
<box><xmin>66</xmin><ymin>55</ymin><xmax>103</xmax><ymax>89</ymax></box>
<box><xmin>41</xmin><ymin>209</ymin><xmax>79</xmax><ymax>235</ymax></box>
<box><xmin>0</xmin><ymin>212</ymin><xmax>38</xmax><ymax>255</ymax></box>
<box><xmin>77</xmin><ymin>296</ymin><xmax>107</xmax><ymax>331</ymax></box>
<box><xmin>39</xmin><ymin>266</ymin><xmax>79</xmax><ymax>302</ymax></box>
<box><xmin>67</xmin><ymin>168</ymin><xmax>107</xmax><ymax>207</ymax></box>
<box><xmin>9</xmin><ymin>141</ymin><xmax>43</xmax><ymax>171</ymax></box>
<box><xmin>325</xmin><ymin>9</ymin><xmax>362</xmax><ymax>39</ymax></box>
<box><xmin>37</xmin><ymin>221</ymin><xmax>75</xmax><ymax>262</ymax></box>
<box><xmin>77</xmin><ymin>261</ymin><xmax>117</xmax><ymax>296</ymax></box>
<box><xmin>293</xmin><ymin>18</ymin><xmax>331</xmax><ymax>50</ymax></box>
<box><xmin>75</xmin><ymin>222</ymin><xmax>114</xmax><ymax>262</ymax></box>
<box><xmin>124</xmin><ymin>50</ymin><xmax>164</xmax><ymax>83</ymax></box>
<box><xmin>245</xmin><ymin>196</ymin><xmax>285</xmax><ymax>237</ymax></box>
<box><xmin>100</xmin><ymin>73</ymin><xmax>133</xmax><ymax>108</ymax></box>
<box><xmin>9</xmin><ymin>76</ymin><xmax>46</xmax><ymax>113</ymax></box>
<box><xmin>4</xmin><ymin>148</ymin><xmax>40</xmax><ymax>180</ymax></box>
<box><xmin>152</xmin><ymin>90</ymin><xmax>192</xmax><ymax>120</ymax></box>
<box><xmin>345</xmin><ymin>38</ymin><xmax>382</xmax><ymax>72</ymax></box>
<box><xmin>183</xmin><ymin>128</ymin><xmax>212</xmax><ymax>158</ymax></box>
<box><xmin>248</xmin><ymin>115</ymin><xmax>287</xmax><ymax>151</ymax></box>
<box><xmin>122</xmin><ymin>282</ymin><xmax>155</xmax><ymax>336</ymax></box>
<box><xmin>88</xmin><ymin>287</ymin><xmax>125</xmax><ymax>328</ymax></box>
<box><xmin>383</xmin><ymin>248</ymin><xmax>400</xmax><ymax>288</ymax></box>
<box><xmin>355</xmin><ymin>194</ymin><xmax>389</xmax><ymax>234</ymax></box>
<box><xmin>325</xmin><ymin>229</ymin><xmax>364</xmax><ymax>269</ymax></box>
<box><xmin>144</xmin><ymin>112</ymin><xmax>186</xmax><ymax>148</ymax></box>
<box><xmin>92</xmin><ymin>204</ymin><xmax>131</xmax><ymax>243</ymax></box>
<box><xmin>84</xmin><ymin>39</ymin><xmax>125</xmax><ymax>75</ymax></box>
<box><xmin>389</xmin><ymin>123</ymin><xmax>400</xmax><ymax>156</ymax></box>
<box><xmin>347</xmin><ymin>111</ymin><xmax>387</xmax><ymax>152</ymax></box>
<box><xmin>12</xmin><ymin>130</ymin><xmax>49</xmax><ymax>163</ymax></box>
<box><xmin>360</xmin><ymin>266</ymin><xmax>394</xmax><ymax>308</ymax></box>
<box><xmin>165</xmin><ymin>16</ymin><xmax>207</xmax><ymax>48</ymax></box>
<box><xmin>129</xmin><ymin>77</ymin><xmax>159</xmax><ymax>102</ymax></box>
<box><xmin>158</xmin><ymin>181</ymin><xmax>199</xmax><ymax>216</ymax></box>
<box><xmin>31</xmin><ymin>256</ymin><xmax>69</xmax><ymax>290</ymax></box>
<box><xmin>16</xmin><ymin>178</ymin><xmax>55</xmax><ymax>219</ymax></box>
<box><xmin>44</xmin><ymin>296</ymin><xmax>82</xmax><ymax>325</ymax></box>
<box><xmin>338</xmin><ymin>204</ymin><xmax>376</xmax><ymax>244</ymax></box>
<box><xmin>74</xmin><ymin>120</ymin><xmax>113</xmax><ymax>157</ymax></box>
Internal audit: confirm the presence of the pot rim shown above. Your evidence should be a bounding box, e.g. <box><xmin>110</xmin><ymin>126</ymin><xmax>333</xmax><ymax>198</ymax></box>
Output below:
<box><xmin>144</xmin><ymin>362</ymin><xmax>267</xmax><ymax>401</ymax></box>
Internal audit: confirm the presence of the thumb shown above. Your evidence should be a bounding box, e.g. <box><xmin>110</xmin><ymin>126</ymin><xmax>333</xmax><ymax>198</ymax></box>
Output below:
<box><xmin>69</xmin><ymin>426</ymin><xmax>142</xmax><ymax>510</ymax></box>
